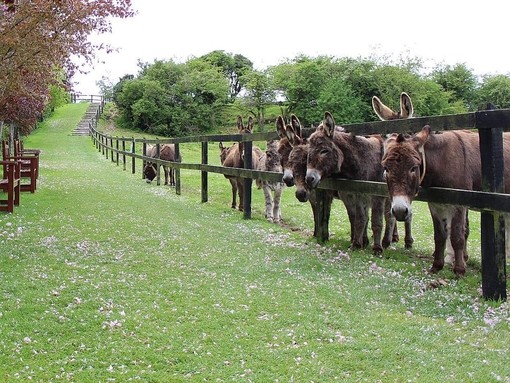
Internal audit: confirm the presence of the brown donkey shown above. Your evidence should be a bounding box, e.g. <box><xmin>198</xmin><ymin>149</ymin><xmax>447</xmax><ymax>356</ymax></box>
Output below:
<box><xmin>305</xmin><ymin>112</ymin><xmax>388</xmax><ymax>253</ymax></box>
<box><xmin>381</xmin><ymin>125</ymin><xmax>510</xmax><ymax>276</ymax></box>
<box><xmin>372</xmin><ymin>92</ymin><xmax>415</xmax><ymax>249</ymax></box>
<box><xmin>219</xmin><ymin>116</ymin><xmax>263</xmax><ymax>211</ymax></box>
<box><xmin>143</xmin><ymin>144</ymin><xmax>181</xmax><ymax>187</ymax></box>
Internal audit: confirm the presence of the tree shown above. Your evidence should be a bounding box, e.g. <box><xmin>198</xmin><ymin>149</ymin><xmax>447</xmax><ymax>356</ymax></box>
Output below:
<box><xmin>430</xmin><ymin>63</ymin><xmax>479</xmax><ymax>110</ymax></box>
<box><xmin>199</xmin><ymin>50</ymin><xmax>253</xmax><ymax>100</ymax></box>
<box><xmin>0</xmin><ymin>0</ymin><xmax>134</xmax><ymax>135</ymax></box>
<box><xmin>113</xmin><ymin>58</ymin><xmax>229</xmax><ymax>135</ymax></box>
<box><xmin>477</xmin><ymin>74</ymin><xmax>510</xmax><ymax>109</ymax></box>
<box><xmin>240</xmin><ymin>70</ymin><xmax>275</xmax><ymax>130</ymax></box>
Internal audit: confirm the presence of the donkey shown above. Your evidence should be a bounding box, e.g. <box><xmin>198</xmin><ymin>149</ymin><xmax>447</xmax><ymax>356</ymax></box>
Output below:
<box><xmin>219</xmin><ymin>116</ymin><xmax>263</xmax><ymax>211</ymax></box>
<box><xmin>371</xmin><ymin>92</ymin><xmax>415</xmax><ymax>249</ymax></box>
<box><xmin>373</xmin><ymin>92</ymin><xmax>469</xmax><ymax>262</ymax></box>
<box><xmin>305</xmin><ymin>111</ymin><xmax>388</xmax><ymax>254</ymax></box>
<box><xmin>276</xmin><ymin>115</ymin><xmax>339</xmax><ymax>240</ymax></box>
<box><xmin>382</xmin><ymin>125</ymin><xmax>510</xmax><ymax>277</ymax></box>
<box><xmin>144</xmin><ymin>144</ymin><xmax>180</xmax><ymax>186</ymax></box>
<box><xmin>280</xmin><ymin>116</ymin><xmax>369</xmax><ymax>247</ymax></box>
<box><xmin>255</xmin><ymin>139</ymin><xmax>285</xmax><ymax>223</ymax></box>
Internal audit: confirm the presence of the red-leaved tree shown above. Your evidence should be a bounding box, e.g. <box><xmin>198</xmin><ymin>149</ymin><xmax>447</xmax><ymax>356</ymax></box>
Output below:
<box><xmin>0</xmin><ymin>0</ymin><xmax>134</xmax><ymax>137</ymax></box>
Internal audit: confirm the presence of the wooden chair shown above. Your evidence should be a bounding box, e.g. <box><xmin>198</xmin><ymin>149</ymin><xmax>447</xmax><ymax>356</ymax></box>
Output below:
<box><xmin>14</xmin><ymin>139</ymin><xmax>40</xmax><ymax>179</ymax></box>
<box><xmin>2</xmin><ymin>140</ymin><xmax>37</xmax><ymax>193</ymax></box>
<box><xmin>0</xmin><ymin>159</ymin><xmax>21</xmax><ymax>213</ymax></box>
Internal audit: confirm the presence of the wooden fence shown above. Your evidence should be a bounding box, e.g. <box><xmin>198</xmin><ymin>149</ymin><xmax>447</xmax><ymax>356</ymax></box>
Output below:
<box><xmin>70</xmin><ymin>93</ymin><xmax>105</xmax><ymax>103</ymax></box>
<box><xmin>88</xmin><ymin>109</ymin><xmax>510</xmax><ymax>301</ymax></box>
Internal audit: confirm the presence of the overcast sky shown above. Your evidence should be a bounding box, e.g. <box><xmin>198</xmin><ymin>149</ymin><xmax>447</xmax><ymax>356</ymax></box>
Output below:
<box><xmin>72</xmin><ymin>0</ymin><xmax>510</xmax><ymax>95</ymax></box>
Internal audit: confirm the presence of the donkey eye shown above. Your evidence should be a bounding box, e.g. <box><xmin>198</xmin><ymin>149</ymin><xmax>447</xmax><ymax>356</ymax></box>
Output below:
<box><xmin>320</xmin><ymin>148</ymin><xmax>329</xmax><ymax>156</ymax></box>
<box><xmin>410</xmin><ymin>166</ymin><xmax>419</xmax><ymax>173</ymax></box>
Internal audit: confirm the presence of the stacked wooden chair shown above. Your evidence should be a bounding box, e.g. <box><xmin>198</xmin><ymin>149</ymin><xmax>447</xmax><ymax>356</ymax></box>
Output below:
<box><xmin>2</xmin><ymin>140</ymin><xmax>37</xmax><ymax>194</ymax></box>
<box><xmin>14</xmin><ymin>139</ymin><xmax>40</xmax><ymax>180</ymax></box>
<box><xmin>0</xmin><ymin>156</ymin><xmax>21</xmax><ymax>213</ymax></box>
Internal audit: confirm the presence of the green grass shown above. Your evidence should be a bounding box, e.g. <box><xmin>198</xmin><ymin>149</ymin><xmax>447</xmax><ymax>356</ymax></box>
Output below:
<box><xmin>0</xmin><ymin>103</ymin><xmax>508</xmax><ymax>382</ymax></box>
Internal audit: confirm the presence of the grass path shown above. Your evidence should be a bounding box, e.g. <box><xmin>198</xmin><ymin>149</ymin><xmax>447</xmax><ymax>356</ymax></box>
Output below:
<box><xmin>0</xmin><ymin>103</ymin><xmax>508</xmax><ymax>382</ymax></box>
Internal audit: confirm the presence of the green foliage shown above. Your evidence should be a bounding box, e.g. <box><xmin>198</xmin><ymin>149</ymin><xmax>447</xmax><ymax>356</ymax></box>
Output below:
<box><xmin>199</xmin><ymin>50</ymin><xmax>254</xmax><ymax>100</ymax></box>
<box><xmin>478</xmin><ymin>74</ymin><xmax>510</xmax><ymax>109</ymax></box>
<box><xmin>113</xmin><ymin>59</ymin><xmax>229</xmax><ymax>136</ymax></box>
<box><xmin>430</xmin><ymin>63</ymin><xmax>479</xmax><ymax>111</ymax></box>
<box><xmin>111</xmin><ymin>51</ymin><xmax>510</xmax><ymax>136</ymax></box>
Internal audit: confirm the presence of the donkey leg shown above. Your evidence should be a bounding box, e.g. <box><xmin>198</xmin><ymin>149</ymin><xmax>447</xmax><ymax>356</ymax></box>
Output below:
<box><xmin>428</xmin><ymin>203</ymin><xmax>449</xmax><ymax>274</ymax></box>
<box><xmin>272</xmin><ymin>184</ymin><xmax>284</xmax><ymax>223</ymax></box>
<box><xmin>371</xmin><ymin>197</ymin><xmax>385</xmax><ymax>255</ymax></box>
<box><xmin>163</xmin><ymin>166</ymin><xmax>169</xmax><ymax>185</ymax></box>
<box><xmin>450</xmin><ymin>207</ymin><xmax>468</xmax><ymax>277</ymax></box>
<box><xmin>382</xmin><ymin>198</ymin><xmax>396</xmax><ymax>249</ymax></box>
<box><xmin>351</xmin><ymin>199</ymin><xmax>369</xmax><ymax>250</ymax></box>
<box><xmin>404</xmin><ymin>217</ymin><xmax>414</xmax><ymax>249</ymax></box>
<box><xmin>262</xmin><ymin>184</ymin><xmax>274</xmax><ymax>222</ymax></box>
<box><xmin>340</xmin><ymin>193</ymin><xmax>357</xmax><ymax>245</ymax></box>
<box><xmin>169</xmin><ymin>167</ymin><xmax>175</xmax><ymax>187</ymax></box>
<box><xmin>229</xmin><ymin>178</ymin><xmax>237</xmax><ymax>209</ymax></box>
<box><xmin>237</xmin><ymin>179</ymin><xmax>244</xmax><ymax>212</ymax></box>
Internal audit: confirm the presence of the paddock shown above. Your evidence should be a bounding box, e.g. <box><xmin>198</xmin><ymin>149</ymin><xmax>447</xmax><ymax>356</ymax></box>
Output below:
<box><xmin>89</xmin><ymin>108</ymin><xmax>510</xmax><ymax>301</ymax></box>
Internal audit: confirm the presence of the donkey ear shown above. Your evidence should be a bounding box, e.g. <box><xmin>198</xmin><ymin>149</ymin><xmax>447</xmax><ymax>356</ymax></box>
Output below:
<box><xmin>400</xmin><ymin>92</ymin><xmax>414</xmax><ymax>119</ymax></box>
<box><xmin>414</xmin><ymin>125</ymin><xmax>431</xmax><ymax>146</ymax></box>
<box><xmin>246</xmin><ymin>116</ymin><xmax>254</xmax><ymax>132</ymax></box>
<box><xmin>276</xmin><ymin>116</ymin><xmax>286</xmax><ymax>138</ymax></box>
<box><xmin>285</xmin><ymin>126</ymin><xmax>297</xmax><ymax>147</ymax></box>
<box><xmin>290</xmin><ymin>114</ymin><xmax>302</xmax><ymax>138</ymax></box>
<box><xmin>372</xmin><ymin>95</ymin><xmax>397</xmax><ymax>121</ymax></box>
<box><xmin>323</xmin><ymin>111</ymin><xmax>336</xmax><ymax>137</ymax></box>
<box><xmin>237</xmin><ymin>115</ymin><xmax>244</xmax><ymax>132</ymax></box>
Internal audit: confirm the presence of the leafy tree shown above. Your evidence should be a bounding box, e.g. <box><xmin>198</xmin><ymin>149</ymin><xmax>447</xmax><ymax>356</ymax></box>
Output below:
<box><xmin>430</xmin><ymin>63</ymin><xmax>479</xmax><ymax>110</ymax></box>
<box><xmin>199</xmin><ymin>50</ymin><xmax>253</xmax><ymax>100</ymax></box>
<box><xmin>240</xmin><ymin>70</ymin><xmax>275</xmax><ymax>130</ymax></box>
<box><xmin>477</xmin><ymin>74</ymin><xmax>510</xmax><ymax>109</ymax></box>
<box><xmin>0</xmin><ymin>0</ymin><xmax>134</xmax><ymax>135</ymax></box>
<box><xmin>113</xmin><ymin>58</ymin><xmax>229</xmax><ymax>135</ymax></box>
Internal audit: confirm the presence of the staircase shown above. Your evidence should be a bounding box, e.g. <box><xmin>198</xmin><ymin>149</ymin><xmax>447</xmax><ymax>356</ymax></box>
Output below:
<box><xmin>72</xmin><ymin>102</ymin><xmax>101</xmax><ymax>136</ymax></box>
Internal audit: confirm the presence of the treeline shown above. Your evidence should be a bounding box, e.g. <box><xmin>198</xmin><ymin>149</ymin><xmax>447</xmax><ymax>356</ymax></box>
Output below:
<box><xmin>109</xmin><ymin>50</ymin><xmax>510</xmax><ymax>136</ymax></box>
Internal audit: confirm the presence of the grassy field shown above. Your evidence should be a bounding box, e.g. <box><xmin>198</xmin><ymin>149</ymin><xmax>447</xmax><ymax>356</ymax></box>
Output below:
<box><xmin>0</xmin><ymin>102</ymin><xmax>508</xmax><ymax>382</ymax></box>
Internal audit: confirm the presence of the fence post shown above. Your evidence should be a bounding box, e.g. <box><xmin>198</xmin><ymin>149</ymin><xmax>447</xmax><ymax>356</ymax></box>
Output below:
<box><xmin>156</xmin><ymin>142</ymin><xmax>161</xmax><ymax>185</ymax></box>
<box><xmin>175</xmin><ymin>143</ymin><xmax>181</xmax><ymax>195</ymax></box>
<box><xmin>131</xmin><ymin>139</ymin><xmax>136</xmax><ymax>175</ymax></box>
<box><xmin>122</xmin><ymin>138</ymin><xmax>126</xmax><ymax>171</ymax></box>
<box><xmin>201</xmin><ymin>142</ymin><xmax>208</xmax><ymax>202</ymax></box>
<box><xmin>477</xmin><ymin>107</ymin><xmax>507</xmax><ymax>301</ymax></box>
<box><xmin>142</xmin><ymin>141</ymin><xmax>147</xmax><ymax>179</ymax></box>
<box><xmin>115</xmin><ymin>138</ymin><xmax>119</xmax><ymax>166</ymax></box>
<box><xmin>243</xmin><ymin>140</ymin><xmax>253</xmax><ymax>219</ymax></box>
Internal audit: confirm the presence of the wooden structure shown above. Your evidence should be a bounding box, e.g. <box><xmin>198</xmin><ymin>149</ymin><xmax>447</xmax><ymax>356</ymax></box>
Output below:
<box><xmin>88</xmin><ymin>109</ymin><xmax>510</xmax><ymax>301</ymax></box>
<box><xmin>0</xmin><ymin>159</ymin><xmax>20</xmax><ymax>213</ymax></box>
<box><xmin>2</xmin><ymin>140</ymin><xmax>37</xmax><ymax>193</ymax></box>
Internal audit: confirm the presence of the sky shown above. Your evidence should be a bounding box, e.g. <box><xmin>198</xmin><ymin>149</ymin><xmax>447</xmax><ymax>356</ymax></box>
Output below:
<box><xmin>72</xmin><ymin>0</ymin><xmax>510</xmax><ymax>96</ymax></box>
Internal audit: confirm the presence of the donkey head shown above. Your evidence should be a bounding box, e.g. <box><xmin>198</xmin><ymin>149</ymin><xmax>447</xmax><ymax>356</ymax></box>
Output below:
<box><xmin>237</xmin><ymin>115</ymin><xmax>254</xmax><ymax>161</ymax></box>
<box><xmin>143</xmin><ymin>162</ymin><xmax>157</xmax><ymax>183</ymax></box>
<box><xmin>276</xmin><ymin>114</ymin><xmax>304</xmax><ymax>187</ymax></box>
<box><xmin>305</xmin><ymin>111</ymin><xmax>345</xmax><ymax>189</ymax></box>
<box><xmin>381</xmin><ymin>125</ymin><xmax>430</xmax><ymax>221</ymax></box>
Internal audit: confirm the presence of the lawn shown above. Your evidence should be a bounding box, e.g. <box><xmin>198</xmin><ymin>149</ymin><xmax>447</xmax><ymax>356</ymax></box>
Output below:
<box><xmin>0</xmin><ymin>102</ymin><xmax>508</xmax><ymax>382</ymax></box>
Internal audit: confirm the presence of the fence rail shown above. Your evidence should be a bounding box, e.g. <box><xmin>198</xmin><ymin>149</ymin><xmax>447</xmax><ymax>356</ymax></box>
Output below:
<box><xmin>88</xmin><ymin>109</ymin><xmax>510</xmax><ymax>301</ymax></box>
